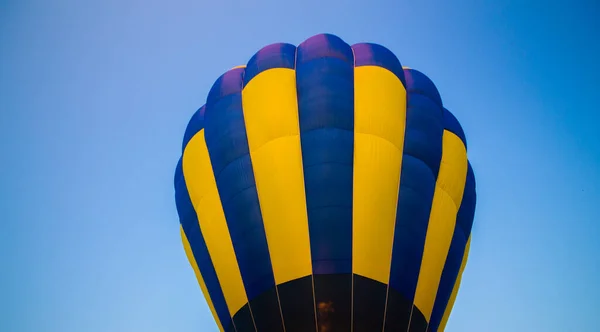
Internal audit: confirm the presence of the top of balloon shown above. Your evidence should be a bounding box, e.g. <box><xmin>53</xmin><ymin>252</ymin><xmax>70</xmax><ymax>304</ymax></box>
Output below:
<box><xmin>180</xmin><ymin>33</ymin><xmax>465</xmax><ymax>152</ymax></box>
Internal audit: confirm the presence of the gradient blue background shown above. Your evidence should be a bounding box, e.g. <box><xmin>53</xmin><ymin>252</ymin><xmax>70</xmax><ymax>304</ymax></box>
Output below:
<box><xmin>2</xmin><ymin>1</ymin><xmax>599</xmax><ymax>331</ymax></box>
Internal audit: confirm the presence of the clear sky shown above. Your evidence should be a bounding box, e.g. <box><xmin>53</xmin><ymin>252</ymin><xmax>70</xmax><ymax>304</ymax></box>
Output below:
<box><xmin>1</xmin><ymin>1</ymin><xmax>599</xmax><ymax>331</ymax></box>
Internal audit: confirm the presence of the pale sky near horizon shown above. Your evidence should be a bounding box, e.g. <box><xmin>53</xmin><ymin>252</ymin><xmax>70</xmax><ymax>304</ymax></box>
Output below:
<box><xmin>1</xmin><ymin>1</ymin><xmax>599</xmax><ymax>331</ymax></box>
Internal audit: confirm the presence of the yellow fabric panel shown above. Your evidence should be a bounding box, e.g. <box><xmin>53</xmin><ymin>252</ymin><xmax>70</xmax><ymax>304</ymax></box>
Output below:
<box><xmin>241</xmin><ymin>68</ymin><xmax>313</xmax><ymax>284</ymax></box>
<box><xmin>438</xmin><ymin>236</ymin><xmax>471</xmax><ymax>332</ymax></box>
<box><xmin>180</xmin><ymin>226</ymin><xmax>224</xmax><ymax>332</ymax></box>
<box><xmin>413</xmin><ymin>131</ymin><xmax>468</xmax><ymax>321</ymax></box>
<box><xmin>352</xmin><ymin>65</ymin><xmax>406</xmax><ymax>283</ymax></box>
<box><xmin>182</xmin><ymin>131</ymin><xmax>248</xmax><ymax>316</ymax></box>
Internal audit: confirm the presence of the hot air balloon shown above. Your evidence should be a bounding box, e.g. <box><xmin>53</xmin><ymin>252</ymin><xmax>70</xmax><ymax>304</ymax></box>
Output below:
<box><xmin>174</xmin><ymin>33</ymin><xmax>477</xmax><ymax>332</ymax></box>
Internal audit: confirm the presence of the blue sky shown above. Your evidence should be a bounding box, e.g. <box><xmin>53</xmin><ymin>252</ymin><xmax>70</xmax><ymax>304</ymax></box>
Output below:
<box><xmin>1</xmin><ymin>0</ymin><xmax>599</xmax><ymax>331</ymax></box>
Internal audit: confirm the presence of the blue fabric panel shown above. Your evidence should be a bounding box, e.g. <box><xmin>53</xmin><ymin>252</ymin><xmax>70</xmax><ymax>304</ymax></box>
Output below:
<box><xmin>174</xmin><ymin>159</ymin><xmax>233</xmax><ymax>331</ymax></box>
<box><xmin>389</xmin><ymin>155</ymin><xmax>437</xmax><ymax>297</ymax></box>
<box><xmin>243</xmin><ymin>42</ymin><xmax>296</xmax><ymax>85</ymax></box>
<box><xmin>428</xmin><ymin>163</ymin><xmax>477</xmax><ymax>331</ymax></box>
<box><xmin>296</xmin><ymin>33</ymin><xmax>354</xmax><ymax>275</ymax></box>
<box><xmin>351</xmin><ymin>42</ymin><xmax>406</xmax><ymax>87</ymax></box>
<box><xmin>388</xmin><ymin>71</ymin><xmax>444</xmax><ymax>299</ymax></box>
<box><xmin>297</xmin><ymin>33</ymin><xmax>354</xmax><ymax>64</ymax></box>
<box><xmin>458</xmin><ymin>162</ymin><xmax>477</xmax><ymax>237</ymax></box>
<box><xmin>403</xmin><ymin>68</ymin><xmax>443</xmax><ymax>108</ymax></box>
<box><xmin>404</xmin><ymin>93</ymin><xmax>444</xmax><ymax>177</ymax></box>
<box><xmin>203</xmin><ymin>68</ymin><xmax>276</xmax><ymax>301</ymax></box>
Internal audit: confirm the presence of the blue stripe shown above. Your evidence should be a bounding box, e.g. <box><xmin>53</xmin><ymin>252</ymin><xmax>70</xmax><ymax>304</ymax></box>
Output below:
<box><xmin>175</xmin><ymin>159</ymin><xmax>233</xmax><ymax>330</ymax></box>
<box><xmin>296</xmin><ymin>33</ymin><xmax>354</xmax><ymax>274</ymax></box>
<box><xmin>403</xmin><ymin>68</ymin><xmax>443</xmax><ymax>108</ymax></box>
<box><xmin>459</xmin><ymin>163</ymin><xmax>477</xmax><ymax>238</ymax></box>
<box><xmin>297</xmin><ymin>33</ymin><xmax>353</xmax><ymax>63</ymax></box>
<box><xmin>388</xmin><ymin>68</ymin><xmax>444</xmax><ymax>300</ymax></box>
<box><xmin>203</xmin><ymin>68</ymin><xmax>276</xmax><ymax>301</ymax></box>
<box><xmin>351</xmin><ymin>42</ymin><xmax>406</xmax><ymax>87</ymax></box>
<box><xmin>443</xmin><ymin>108</ymin><xmax>467</xmax><ymax>149</ymax></box>
<box><xmin>181</xmin><ymin>105</ymin><xmax>206</xmax><ymax>153</ymax></box>
<box><xmin>244</xmin><ymin>43</ymin><xmax>296</xmax><ymax>85</ymax></box>
<box><xmin>429</xmin><ymin>163</ymin><xmax>477</xmax><ymax>331</ymax></box>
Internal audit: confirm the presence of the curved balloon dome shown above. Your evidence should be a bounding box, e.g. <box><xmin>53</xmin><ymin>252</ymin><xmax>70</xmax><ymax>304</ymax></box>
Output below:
<box><xmin>174</xmin><ymin>33</ymin><xmax>477</xmax><ymax>332</ymax></box>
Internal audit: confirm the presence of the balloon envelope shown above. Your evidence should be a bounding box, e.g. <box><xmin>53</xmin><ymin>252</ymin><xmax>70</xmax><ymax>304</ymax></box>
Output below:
<box><xmin>174</xmin><ymin>33</ymin><xmax>477</xmax><ymax>332</ymax></box>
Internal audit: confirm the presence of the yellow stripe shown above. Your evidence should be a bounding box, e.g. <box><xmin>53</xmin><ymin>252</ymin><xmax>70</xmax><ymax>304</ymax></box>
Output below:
<box><xmin>353</xmin><ymin>66</ymin><xmax>406</xmax><ymax>283</ymax></box>
<box><xmin>241</xmin><ymin>68</ymin><xmax>313</xmax><ymax>284</ymax></box>
<box><xmin>413</xmin><ymin>131</ymin><xmax>468</xmax><ymax>321</ymax></box>
<box><xmin>231</xmin><ymin>65</ymin><xmax>246</xmax><ymax>70</ymax></box>
<box><xmin>438</xmin><ymin>236</ymin><xmax>471</xmax><ymax>332</ymax></box>
<box><xmin>182</xmin><ymin>131</ymin><xmax>248</xmax><ymax>316</ymax></box>
<box><xmin>180</xmin><ymin>226</ymin><xmax>224</xmax><ymax>332</ymax></box>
